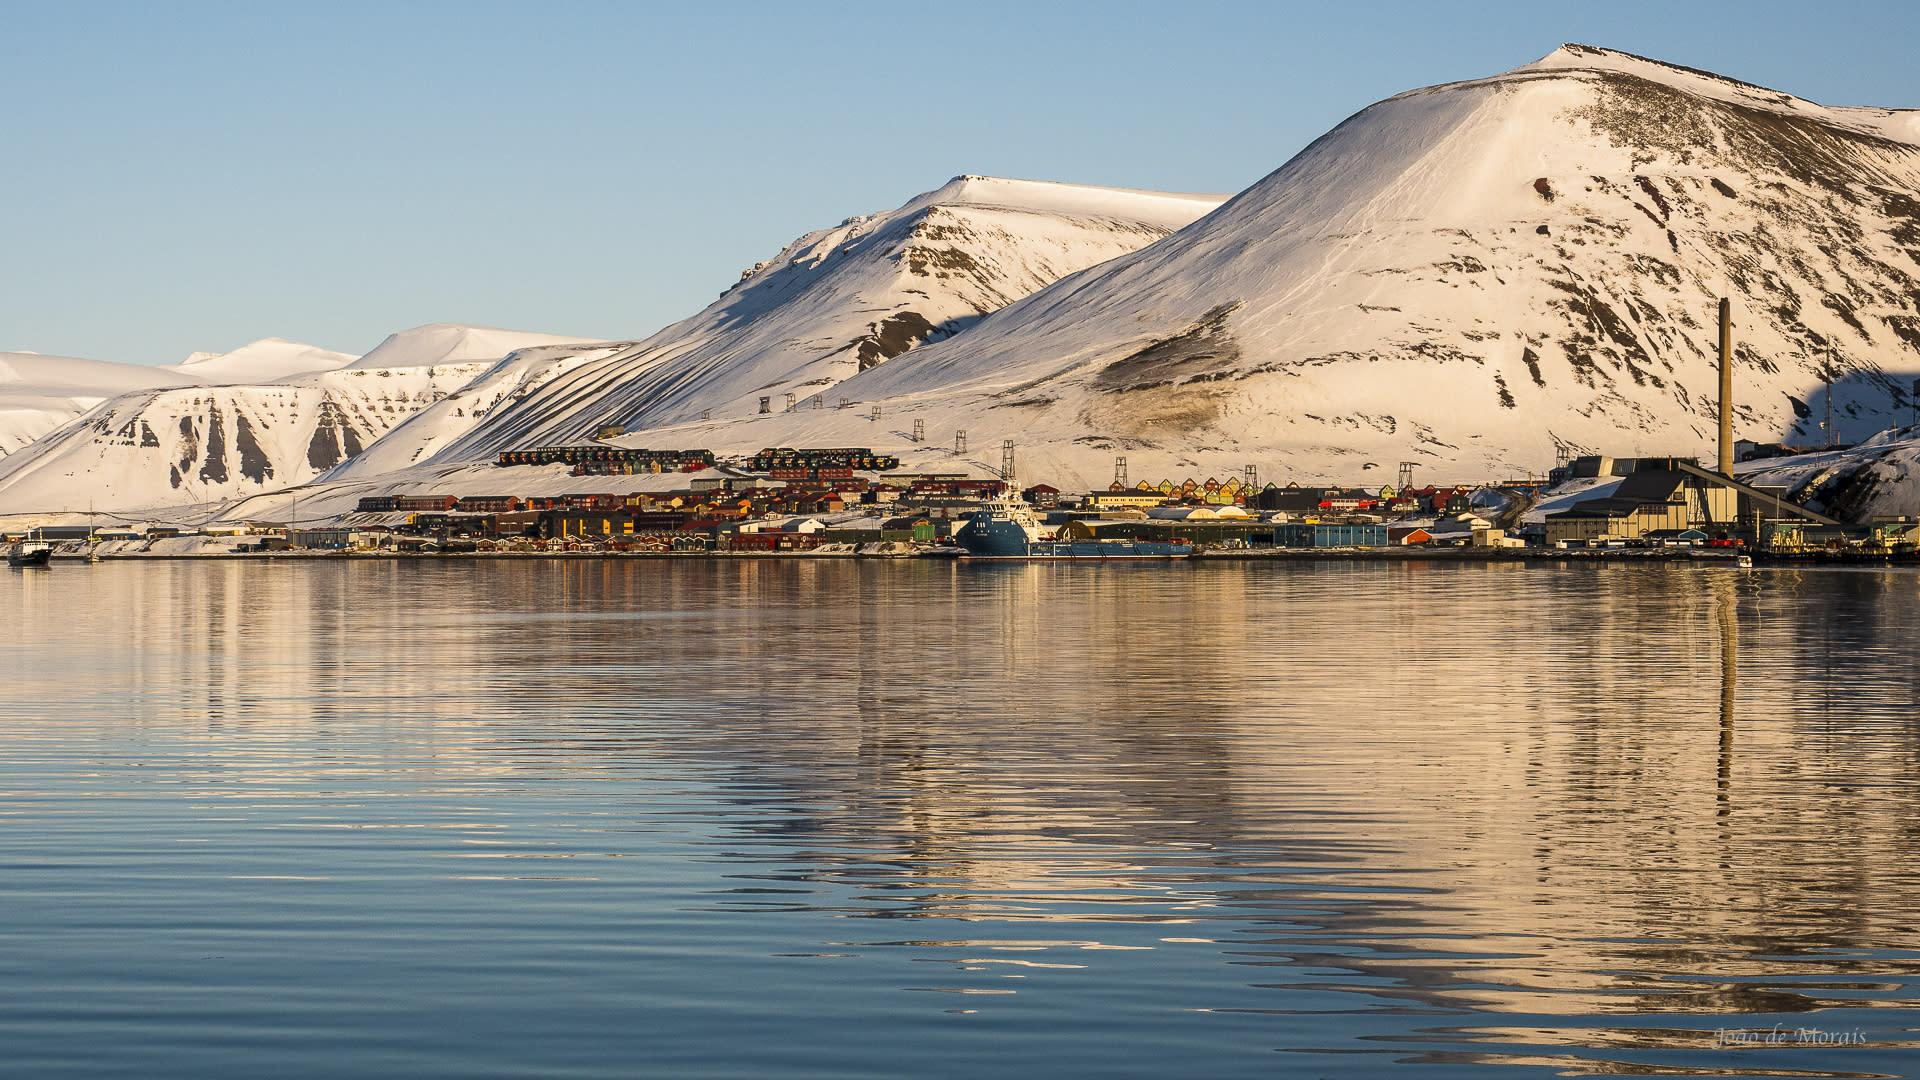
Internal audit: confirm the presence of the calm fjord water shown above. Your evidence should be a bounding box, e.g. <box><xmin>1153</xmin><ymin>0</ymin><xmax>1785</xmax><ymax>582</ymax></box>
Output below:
<box><xmin>4</xmin><ymin>558</ymin><xmax>1918</xmax><ymax>1079</ymax></box>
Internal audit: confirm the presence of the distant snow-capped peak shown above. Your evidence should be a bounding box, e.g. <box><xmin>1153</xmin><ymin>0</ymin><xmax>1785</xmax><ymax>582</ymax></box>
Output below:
<box><xmin>346</xmin><ymin>323</ymin><xmax>605</xmax><ymax>371</ymax></box>
<box><xmin>163</xmin><ymin>337</ymin><xmax>356</xmax><ymax>384</ymax></box>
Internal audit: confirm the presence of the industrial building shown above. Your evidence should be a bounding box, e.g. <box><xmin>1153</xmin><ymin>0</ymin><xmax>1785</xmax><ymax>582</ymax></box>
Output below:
<box><xmin>1274</xmin><ymin>523</ymin><xmax>1389</xmax><ymax>548</ymax></box>
<box><xmin>1541</xmin><ymin>457</ymin><xmax>1837</xmax><ymax>546</ymax></box>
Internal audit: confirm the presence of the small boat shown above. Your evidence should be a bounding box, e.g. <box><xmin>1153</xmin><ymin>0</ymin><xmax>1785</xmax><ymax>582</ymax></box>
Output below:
<box><xmin>1735</xmin><ymin>554</ymin><xmax>1753</xmax><ymax>568</ymax></box>
<box><xmin>7</xmin><ymin>541</ymin><xmax>53</xmax><ymax>568</ymax></box>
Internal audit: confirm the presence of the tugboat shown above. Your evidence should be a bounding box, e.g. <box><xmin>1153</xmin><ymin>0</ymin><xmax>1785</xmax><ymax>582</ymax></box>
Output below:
<box><xmin>954</xmin><ymin>492</ymin><xmax>1193</xmax><ymax>561</ymax></box>
<box><xmin>7</xmin><ymin>540</ymin><xmax>53</xmax><ymax>568</ymax></box>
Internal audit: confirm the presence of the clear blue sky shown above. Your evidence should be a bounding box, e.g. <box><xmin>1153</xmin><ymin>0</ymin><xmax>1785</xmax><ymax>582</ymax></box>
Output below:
<box><xmin>4</xmin><ymin>0</ymin><xmax>1915</xmax><ymax>366</ymax></box>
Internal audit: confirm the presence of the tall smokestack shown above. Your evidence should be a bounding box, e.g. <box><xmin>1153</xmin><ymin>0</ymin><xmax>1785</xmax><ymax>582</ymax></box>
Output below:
<box><xmin>1717</xmin><ymin>297</ymin><xmax>1734</xmax><ymax>476</ymax></box>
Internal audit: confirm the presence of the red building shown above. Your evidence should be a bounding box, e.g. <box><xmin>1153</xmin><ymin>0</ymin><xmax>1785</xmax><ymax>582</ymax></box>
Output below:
<box><xmin>1022</xmin><ymin>484</ymin><xmax>1061</xmax><ymax>508</ymax></box>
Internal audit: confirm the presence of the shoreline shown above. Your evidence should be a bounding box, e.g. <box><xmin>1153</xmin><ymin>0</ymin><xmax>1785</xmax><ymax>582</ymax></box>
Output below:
<box><xmin>27</xmin><ymin>546</ymin><xmax>1820</xmax><ymax>565</ymax></box>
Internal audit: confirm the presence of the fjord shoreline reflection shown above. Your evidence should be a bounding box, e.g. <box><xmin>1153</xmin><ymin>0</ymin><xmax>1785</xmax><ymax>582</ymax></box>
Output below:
<box><xmin>4</xmin><ymin>559</ymin><xmax>1917</xmax><ymax>1077</ymax></box>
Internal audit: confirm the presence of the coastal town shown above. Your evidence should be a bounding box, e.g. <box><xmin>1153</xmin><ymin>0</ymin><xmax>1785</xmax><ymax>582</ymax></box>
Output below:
<box><xmin>10</xmin><ymin>439</ymin><xmax>1916</xmax><ymax>565</ymax></box>
<box><xmin>14</xmin><ymin>16</ymin><xmax>1920</xmax><ymax>1080</ymax></box>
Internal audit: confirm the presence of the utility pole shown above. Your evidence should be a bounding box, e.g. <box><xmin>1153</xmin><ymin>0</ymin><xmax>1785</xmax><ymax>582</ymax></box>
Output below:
<box><xmin>1113</xmin><ymin>456</ymin><xmax>1128</xmax><ymax>491</ymax></box>
<box><xmin>1825</xmin><ymin>346</ymin><xmax>1835</xmax><ymax>450</ymax></box>
<box><xmin>1398</xmin><ymin>461</ymin><xmax>1416</xmax><ymax>493</ymax></box>
<box><xmin>1000</xmin><ymin>440</ymin><xmax>1017</xmax><ymax>490</ymax></box>
<box><xmin>1717</xmin><ymin>298</ymin><xmax>1734</xmax><ymax>475</ymax></box>
<box><xmin>954</xmin><ymin>430</ymin><xmax>966</xmax><ymax>455</ymax></box>
<box><xmin>912</xmin><ymin>419</ymin><xmax>924</xmax><ymax>443</ymax></box>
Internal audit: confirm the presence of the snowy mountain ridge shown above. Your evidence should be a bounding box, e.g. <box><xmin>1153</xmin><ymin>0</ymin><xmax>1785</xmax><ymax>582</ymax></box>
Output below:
<box><xmin>355</xmin><ymin>175</ymin><xmax>1228</xmax><ymax>471</ymax></box>
<box><xmin>1518</xmin><ymin>44</ymin><xmax>1920</xmax><ymax>143</ymax></box>
<box><xmin>0</xmin><ymin>325</ymin><xmax>605</xmax><ymax>514</ymax></box>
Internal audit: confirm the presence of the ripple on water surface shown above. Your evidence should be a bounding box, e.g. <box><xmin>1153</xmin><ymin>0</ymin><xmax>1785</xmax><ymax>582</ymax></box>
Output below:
<box><xmin>3</xmin><ymin>559</ymin><xmax>1918</xmax><ymax>1078</ymax></box>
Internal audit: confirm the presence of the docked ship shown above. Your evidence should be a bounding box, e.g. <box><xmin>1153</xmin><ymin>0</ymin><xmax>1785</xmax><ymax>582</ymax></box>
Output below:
<box><xmin>953</xmin><ymin>494</ymin><xmax>1193</xmax><ymax>560</ymax></box>
<box><xmin>7</xmin><ymin>541</ymin><xmax>53</xmax><ymax>568</ymax></box>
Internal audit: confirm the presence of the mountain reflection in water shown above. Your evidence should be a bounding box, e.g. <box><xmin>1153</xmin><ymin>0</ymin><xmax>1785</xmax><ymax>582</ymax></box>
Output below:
<box><xmin>4</xmin><ymin>559</ymin><xmax>1917</xmax><ymax>1079</ymax></box>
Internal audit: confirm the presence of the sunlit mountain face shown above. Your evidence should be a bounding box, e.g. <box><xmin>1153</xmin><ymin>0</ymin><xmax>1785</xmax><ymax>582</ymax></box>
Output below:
<box><xmin>10</xmin><ymin>46</ymin><xmax>1920</xmax><ymax>519</ymax></box>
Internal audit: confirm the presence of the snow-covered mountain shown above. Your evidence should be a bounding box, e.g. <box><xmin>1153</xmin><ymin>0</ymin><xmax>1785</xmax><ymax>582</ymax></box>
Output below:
<box><xmin>13</xmin><ymin>46</ymin><xmax>1920</xmax><ymax>518</ymax></box>
<box><xmin>160</xmin><ymin>338</ymin><xmax>356</xmax><ymax>384</ymax></box>
<box><xmin>320</xmin><ymin>340</ymin><xmax>631</xmax><ymax>477</ymax></box>
<box><xmin>2</xmin><ymin>337</ymin><xmax>360</xmax><ymax>464</ymax></box>
<box><xmin>0</xmin><ymin>325</ymin><xmax>600</xmax><ymax>514</ymax></box>
<box><xmin>344</xmin><ymin>323</ymin><xmax>593</xmax><ymax>371</ymax></box>
<box><xmin>368</xmin><ymin>176</ymin><xmax>1227</xmax><ymax>469</ymax></box>
<box><xmin>0</xmin><ymin>351</ymin><xmax>200</xmax><ymax>457</ymax></box>
<box><xmin>704</xmin><ymin>45</ymin><xmax>1920</xmax><ymax>489</ymax></box>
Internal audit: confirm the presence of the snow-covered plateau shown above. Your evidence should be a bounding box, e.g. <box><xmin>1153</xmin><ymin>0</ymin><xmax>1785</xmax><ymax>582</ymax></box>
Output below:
<box><xmin>5</xmin><ymin>44</ymin><xmax>1919</xmax><ymax>525</ymax></box>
